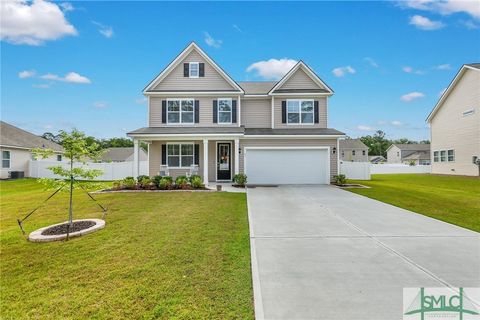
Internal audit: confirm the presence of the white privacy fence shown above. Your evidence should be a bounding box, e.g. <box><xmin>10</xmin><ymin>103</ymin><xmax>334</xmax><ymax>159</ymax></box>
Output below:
<box><xmin>29</xmin><ymin>160</ymin><xmax>148</xmax><ymax>181</ymax></box>
<box><xmin>340</xmin><ymin>162</ymin><xmax>432</xmax><ymax>180</ymax></box>
<box><xmin>370</xmin><ymin>164</ymin><xmax>431</xmax><ymax>174</ymax></box>
<box><xmin>339</xmin><ymin>162</ymin><xmax>371</xmax><ymax>180</ymax></box>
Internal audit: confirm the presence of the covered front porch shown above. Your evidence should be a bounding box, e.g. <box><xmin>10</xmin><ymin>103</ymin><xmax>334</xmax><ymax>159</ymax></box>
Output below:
<box><xmin>130</xmin><ymin>133</ymin><xmax>242</xmax><ymax>183</ymax></box>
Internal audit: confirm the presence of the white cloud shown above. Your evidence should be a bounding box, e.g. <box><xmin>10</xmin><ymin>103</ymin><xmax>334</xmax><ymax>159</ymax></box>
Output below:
<box><xmin>402</xmin><ymin>66</ymin><xmax>425</xmax><ymax>74</ymax></box>
<box><xmin>0</xmin><ymin>0</ymin><xmax>77</xmax><ymax>45</ymax></box>
<box><xmin>19</xmin><ymin>70</ymin><xmax>36</xmax><ymax>79</ymax></box>
<box><xmin>92</xmin><ymin>21</ymin><xmax>114</xmax><ymax>38</ymax></box>
<box><xmin>364</xmin><ymin>57</ymin><xmax>379</xmax><ymax>68</ymax></box>
<box><xmin>232</xmin><ymin>24</ymin><xmax>242</xmax><ymax>32</ymax></box>
<box><xmin>93</xmin><ymin>101</ymin><xmax>108</xmax><ymax>108</ymax></box>
<box><xmin>356</xmin><ymin>125</ymin><xmax>376</xmax><ymax>131</ymax></box>
<box><xmin>59</xmin><ymin>2</ymin><xmax>74</xmax><ymax>12</ymax></box>
<box><xmin>401</xmin><ymin>91</ymin><xmax>425</xmax><ymax>102</ymax></box>
<box><xmin>401</xmin><ymin>0</ymin><xmax>480</xmax><ymax>19</ymax></box>
<box><xmin>434</xmin><ymin>63</ymin><xmax>451</xmax><ymax>70</ymax></box>
<box><xmin>40</xmin><ymin>72</ymin><xmax>91</xmax><ymax>84</ymax></box>
<box><xmin>135</xmin><ymin>97</ymin><xmax>147</xmax><ymax>104</ymax></box>
<box><xmin>332</xmin><ymin>66</ymin><xmax>356</xmax><ymax>77</ymax></box>
<box><xmin>460</xmin><ymin>19</ymin><xmax>479</xmax><ymax>29</ymax></box>
<box><xmin>391</xmin><ymin>120</ymin><xmax>403</xmax><ymax>127</ymax></box>
<box><xmin>204</xmin><ymin>32</ymin><xmax>222</xmax><ymax>48</ymax></box>
<box><xmin>409</xmin><ymin>15</ymin><xmax>445</xmax><ymax>30</ymax></box>
<box><xmin>246</xmin><ymin>58</ymin><xmax>298</xmax><ymax>80</ymax></box>
<box><xmin>32</xmin><ymin>83</ymin><xmax>49</xmax><ymax>89</ymax></box>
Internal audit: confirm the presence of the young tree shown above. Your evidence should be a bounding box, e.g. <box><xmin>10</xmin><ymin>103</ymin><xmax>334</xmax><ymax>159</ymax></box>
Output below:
<box><xmin>33</xmin><ymin>129</ymin><xmax>104</xmax><ymax>230</ymax></box>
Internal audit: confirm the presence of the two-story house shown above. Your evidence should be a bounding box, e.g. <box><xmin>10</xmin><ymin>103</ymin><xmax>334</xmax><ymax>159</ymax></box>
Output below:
<box><xmin>426</xmin><ymin>63</ymin><xmax>479</xmax><ymax>176</ymax></box>
<box><xmin>339</xmin><ymin>139</ymin><xmax>369</xmax><ymax>162</ymax></box>
<box><xmin>128</xmin><ymin>42</ymin><xmax>344</xmax><ymax>184</ymax></box>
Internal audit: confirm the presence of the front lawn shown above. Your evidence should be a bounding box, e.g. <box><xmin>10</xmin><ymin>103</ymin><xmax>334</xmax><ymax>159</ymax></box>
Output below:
<box><xmin>0</xmin><ymin>179</ymin><xmax>253</xmax><ymax>319</ymax></box>
<box><xmin>347</xmin><ymin>174</ymin><xmax>480</xmax><ymax>232</ymax></box>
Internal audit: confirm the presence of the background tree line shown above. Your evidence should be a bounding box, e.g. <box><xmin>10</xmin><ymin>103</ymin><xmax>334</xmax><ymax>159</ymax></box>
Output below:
<box><xmin>356</xmin><ymin>130</ymin><xmax>429</xmax><ymax>157</ymax></box>
<box><xmin>42</xmin><ymin>132</ymin><xmax>148</xmax><ymax>151</ymax></box>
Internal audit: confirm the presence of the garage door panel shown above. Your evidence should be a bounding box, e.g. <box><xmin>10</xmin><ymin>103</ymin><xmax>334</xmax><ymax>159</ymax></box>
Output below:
<box><xmin>245</xmin><ymin>149</ymin><xmax>329</xmax><ymax>184</ymax></box>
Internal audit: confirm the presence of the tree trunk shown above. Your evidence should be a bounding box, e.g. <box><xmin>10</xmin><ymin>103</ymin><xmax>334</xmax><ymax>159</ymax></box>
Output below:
<box><xmin>68</xmin><ymin>159</ymin><xmax>73</xmax><ymax>227</ymax></box>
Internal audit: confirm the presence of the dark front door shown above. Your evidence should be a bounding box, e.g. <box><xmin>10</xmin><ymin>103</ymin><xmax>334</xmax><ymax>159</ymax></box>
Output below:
<box><xmin>217</xmin><ymin>143</ymin><xmax>231</xmax><ymax>180</ymax></box>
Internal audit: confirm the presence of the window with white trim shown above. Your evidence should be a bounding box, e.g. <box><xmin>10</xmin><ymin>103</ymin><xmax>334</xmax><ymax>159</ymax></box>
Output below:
<box><xmin>433</xmin><ymin>151</ymin><xmax>439</xmax><ymax>162</ymax></box>
<box><xmin>440</xmin><ymin>150</ymin><xmax>447</xmax><ymax>162</ymax></box>
<box><xmin>287</xmin><ymin>99</ymin><xmax>314</xmax><ymax>124</ymax></box>
<box><xmin>167</xmin><ymin>143</ymin><xmax>194</xmax><ymax>168</ymax></box>
<box><xmin>57</xmin><ymin>154</ymin><xmax>62</xmax><ymax>162</ymax></box>
<box><xmin>189</xmin><ymin>62</ymin><xmax>199</xmax><ymax>78</ymax></box>
<box><xmin>420</xmin><ymin>159</ymin><xmax>430</xmax><ymax>165</ymax></box>
<box><xmin>352</xmin><ymin>150</ymin><xmax>356</xmax><ymax>156</ymax></box>
<box><xmin>362</xmin><ymin>150</ymin><xmax>366</xmax><ymax>156</ymax></box>
<box><xmin>447</xmin><ymin>149</ymin><xmax>455</xmax><ymax>162</ymax></box>
<box><xmin>2</xmin><ymin>150</ymin><xmax>10</xmax><ymax>168</ymax></box>
<box><xmin>167</xmin><ymin>99</ymin><xmax>194</xmax><ymax>124</ymax></box>
<box><xmin>218</xmin><ymin>98</ymin><xmax>232</xmax><ymax>124</ymax></box>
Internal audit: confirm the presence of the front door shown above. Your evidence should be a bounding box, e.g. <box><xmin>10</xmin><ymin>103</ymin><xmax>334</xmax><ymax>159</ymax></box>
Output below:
<box><xmin>217</xmin><ymin>143</ymin><xmax>231</xmax><ymax>180</ymax></box>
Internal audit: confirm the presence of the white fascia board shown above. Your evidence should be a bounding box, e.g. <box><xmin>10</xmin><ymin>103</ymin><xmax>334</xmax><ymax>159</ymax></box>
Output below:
<box><xmin>268</xmin><ymin>61</ymin><xmax>334</xmax><ymax>95</ymax></box>
<box><xmin>426</xmin><ymin>65</ymin><xmax>479</xmax><ymax>123</ymax></box>
<box><xmin>144</xmin><ymin>91</ymin><xmax>242</xmax><ymax>96</ymax></box>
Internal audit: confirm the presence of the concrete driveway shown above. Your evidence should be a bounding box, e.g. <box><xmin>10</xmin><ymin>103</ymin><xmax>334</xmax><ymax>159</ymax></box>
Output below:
<box><xmin>247</xmin><ymin>185</ymin><xmax>480</xmax><ymax>320</ymax></box>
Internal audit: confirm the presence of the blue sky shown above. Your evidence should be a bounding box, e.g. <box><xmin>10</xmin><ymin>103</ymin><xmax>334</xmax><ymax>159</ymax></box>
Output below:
<box><xmin>2</xmin><ymin>1</ymin><xmax>479</xmax><ymax>140</ymax></box>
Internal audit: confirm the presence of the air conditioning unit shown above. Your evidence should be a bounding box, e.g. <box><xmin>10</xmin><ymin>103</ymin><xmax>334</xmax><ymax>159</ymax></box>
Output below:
<box><xmin>9</xmin><ymin>171</ymin><xmax>25</xmax><ymax>179</ymax></box>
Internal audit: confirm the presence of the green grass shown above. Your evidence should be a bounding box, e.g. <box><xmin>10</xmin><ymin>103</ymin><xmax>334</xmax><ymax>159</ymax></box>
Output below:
<box><xmin>347</xmin><ymin>174</ymin><xmax>480</xmax><ymax>232</ymax></box>
<box><xmin>0</xmin><ymin>179</ymin><xmax>253</xmax><ymax>319</ymax></box>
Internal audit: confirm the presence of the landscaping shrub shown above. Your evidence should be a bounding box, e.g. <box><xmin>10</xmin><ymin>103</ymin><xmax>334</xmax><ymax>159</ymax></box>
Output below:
<box><xmin>333</xmin><ymin>174</ymin><xmax>347</xmax><ymax>185</ymax></box>
<box><xmin>140</xmin><ymin>177</ymin><xmax>156</xmax><ymax>189</ymax></box>
<box><xmin>190</xmin><ymin>176</ymin><xmax>204</xmax><ymax>189</ymax></box>
<box><xmin>152</xmin><ymin>175</ymin><xmax>162</xmax><ymax>188</ymax></box>
<box><xmin>158</xmin><ymin>177</ymin><xmax>173</xmax><ymax>190</ymax></box>
<box><xmin>233</xmin><ymin>173</ymin><xmax>247</xmax><ymax>187</ymax></box>
<box><xmin>175</xmin><ymin>175</ymin><xmax>189</xmax><ymax>189</ymax></box>
<box><xmin>112</xmin><ymin>180</ymin><xmax>124</xmax><ymax>190</ymax></box>
<box><xmin>137</xmin><ymin>175</ymin><xmax>150</xmax><ymax>184</ymax></box>
<box><xmin>123</xmin><ymin>177</ymin><xmax>136</xmax><ymax>189</ymax></box>
<box><xmin>188</xmin><ymin>174</ymin><xmax>201</xmax><ymax>183</ymax></box>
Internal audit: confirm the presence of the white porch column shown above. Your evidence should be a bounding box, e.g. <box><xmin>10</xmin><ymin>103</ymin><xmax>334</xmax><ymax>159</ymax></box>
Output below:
<box><xmin>203</xmin><ymin>139</ymin><xmax>209</xmax><ymax>183</ymax></box>
<box><xmin>133</xmin><ymin>139</ymin><xmax>139</xmax><ymax>178</ymax></box>
<box><xmin>234</xmin><ymin>139</ymin><xmax>239</xmax><ymax>175</ymax></box>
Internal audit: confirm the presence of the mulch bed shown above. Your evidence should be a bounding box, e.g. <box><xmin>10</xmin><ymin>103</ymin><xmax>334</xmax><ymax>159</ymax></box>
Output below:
<box><xmin>41</xmin><ymin>221</ymin><xmax>96</xmax><ymax>236</ymax></box>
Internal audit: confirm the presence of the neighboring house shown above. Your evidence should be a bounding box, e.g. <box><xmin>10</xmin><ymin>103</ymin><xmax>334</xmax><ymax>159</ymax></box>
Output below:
<box><xmin>0</xmin><ymin>121</ymin><xmax>63</xmax><ymax>179</ymax></box>
<box><xmin>369</xmin><ymin>155</ymin><xmax>386</xmax><ymax>164</ymax></box>
<box><xmin>127</xmin><ymin>42</ymin><xmax>345</xmax><ymax>184</ymax></box>
<box><xmin>100</xmin><ymin>147</ymin><xmax>147</xmax><ymax>162</ymax></box>
<box><xmin>339</xmin><ymin>139</ymin><xmax>368</xmax><ymax>162</ymax></box>
<box><xmin>386</xmin><ymin>144</ymin><xmax>431</xmax><ymax>165</ymax></box>
<box><xmin>426</xmin><ymin>64</ymin><xmax>480</xmax><ymax>176</ymax></box>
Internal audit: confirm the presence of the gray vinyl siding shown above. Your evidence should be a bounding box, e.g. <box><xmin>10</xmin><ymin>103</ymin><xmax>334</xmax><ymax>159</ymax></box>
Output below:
<box><xmin>153</xmin><ymin>51</ymin><xmax>236</xmax><ymax>91</ymax></box>
<box><xmin>274</xmin><ymin>96</ymin><xmax>327</xmax><ymax>128</ymax></box>
<box><xmin>280</xmin><ymin>68</ymin><xmax>324</xmax><ymax>90</ymax></box>
<box><xmin>149</xmin><ymin>140</ymin><xmax>205</xmax><ymax>179</ymax></box>
<box><xmin>241</xmin><ymin>99</ymin><xmax>271</xmax><ymax>128</ymax></box>
<box><xmin>149</xmin><ymin>96</ymin><xmax>239</xmax><ymax>127</ymax></box>
<box><xmin>239</xmin><ymin>138</ymin><xmax>338</xmax><ymax>181</ymax></box>
<box><xmin>340</xmin><ymin>148</ymin><xmax>369</xmax><ymax>162</ymax></box>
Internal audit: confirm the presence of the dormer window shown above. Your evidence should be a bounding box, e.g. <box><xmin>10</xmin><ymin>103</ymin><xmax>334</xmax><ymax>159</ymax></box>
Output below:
<box><xmin>189</xmin><ymin>62</ymin><xmax>199</xmax><ymax>78</ymax></box>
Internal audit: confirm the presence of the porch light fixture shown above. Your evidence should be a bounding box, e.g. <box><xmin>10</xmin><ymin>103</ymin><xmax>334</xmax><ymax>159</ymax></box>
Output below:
<box><xmin>332</xmin><ymin>147</ymin><xmax>336</xmax><ymax>155</ymax></box>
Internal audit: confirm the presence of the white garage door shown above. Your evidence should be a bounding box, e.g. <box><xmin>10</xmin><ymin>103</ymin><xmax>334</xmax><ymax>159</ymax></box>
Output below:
<box><xmin>245</xmin><ymin>148</ymin><xmax>330</xmax><ymax>184</ymax></box>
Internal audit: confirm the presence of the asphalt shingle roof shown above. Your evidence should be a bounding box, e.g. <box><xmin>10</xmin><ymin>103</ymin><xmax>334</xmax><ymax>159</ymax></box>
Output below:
<box><xmin>244</xmin><ymin>128</ymin><xmax>344</xmax><ymax>135</ymax></box>
<box><xmin>466</xmin><ymin>63</ymin><xmax>480</xmax><ymax>69</ymax></box>
<box><xmin>101</xmin><ymin>147</ymin><xmax>147</xmax><ymax>162</ymax></box>
<box><xmin>339</xmin><ymin>139</ymin><xmax>368</xmax><ymax>149</ymax></box>
<box><xmin>393</xmin><ymin>144</ymin><xmax>430</xmax><ymax>151</ymax></box>
<box><xmin>0</xmin><ymin>121</ymin><xmax>63</xmax><ymax>152</ymax></box>
<box><xmin>238</xmin><ymin>82</ymin><xmax>276</xmax><ymax>95</ymax></box>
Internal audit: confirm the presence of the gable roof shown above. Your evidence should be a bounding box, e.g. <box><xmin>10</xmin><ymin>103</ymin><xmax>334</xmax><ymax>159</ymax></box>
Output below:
<box><xmin>426</xmin><ymin>63</ymin><xmax>480</xmax><ymax>122</ymax></box>
<box><xmin>238</xmin><ymin>81</ymin><xmax>277</xmax><ymax>95</ymax></box>
<box><xmin>389</xmin><ymin>144</ymin><xmax>430</xmax><ymax>152</ymax></box>
<box><xmin>143</xmin><ymin>42</ymin><xmax>244</xmax><ymax>94</ymax></box>
<box><xmin>403</xmin><ymin>150</ymin><xmax>430</xmax><ymax>161</ymax></box>
<box><xmin>0</xmin><ymin>121</ymin><xmax>63</xmax><ymax>152</ymax></box>
<box><xmin>100</xmin><ymin>147</ymin><xmax>147</xmax><ymax>162</ymax></box>
<box><xmin>339</xmin><ymin>139</ymin><xmax>368</xmax><ymax>149</ymax></box>
<box><xmin>268</xmin><ymin>61</ymin><xmax>334</xmax><ymax>95</ymax></box>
